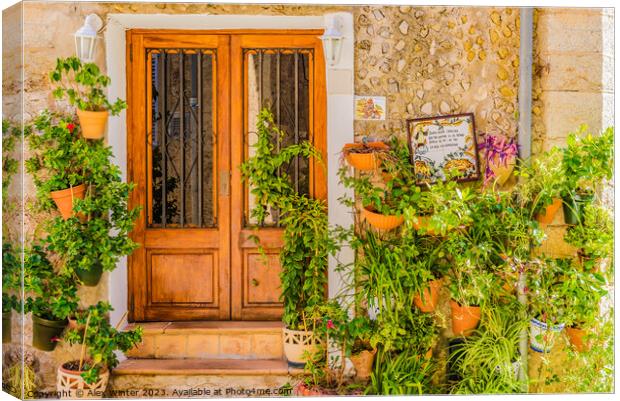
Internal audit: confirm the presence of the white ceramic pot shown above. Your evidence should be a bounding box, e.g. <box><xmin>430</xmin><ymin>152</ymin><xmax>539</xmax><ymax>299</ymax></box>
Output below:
<box><xmin>57</xmin><ymin>362</ymin><xmax>109</xmax><ymax>399</ymax></box>
<box><xmin>529</xmin><ymin>318</ymin><xmax>565</xmax><ymax>353</ymax></box>
<box><xmin>283</xmin><ymin>327</ymin><xmax>319</xmax><ymax>368</ymax></box>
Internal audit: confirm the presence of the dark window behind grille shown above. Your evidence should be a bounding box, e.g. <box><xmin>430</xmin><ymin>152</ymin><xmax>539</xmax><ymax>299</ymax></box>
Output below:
<box><xmin>148</xmin><ymin>49</ymin><xmax>216</xmax><ymax>228</ymax></box>
<box><xmin>245</xmin><ymin>48</ymin><xmax>313</xmax><ymax>227</ymax></box>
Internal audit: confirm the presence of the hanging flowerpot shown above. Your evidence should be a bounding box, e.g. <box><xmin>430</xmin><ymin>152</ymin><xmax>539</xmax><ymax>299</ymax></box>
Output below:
<box><xmin>76</xmin><ymin>109</ymin><xmax>109</xmax><ymax>140</ymax></box>
<box><xmin>565</xmin><ymin>326</ymin><xmax>590</xmax><ymax>353</ymax></box>
<box><xmin>349</xmin><ymin>348</ymin><xmax>376</xmax><ymax>380</ymax></box>
<box><xmin>50</xmin><ymin>184</ymin><xmax>86</xmax><ymax>220</ymax></box>
<box><xmin>342</xmin><ymin>142</ymin><xmax>389</xmax><ymax>171</ymax></box>
<box><xmin>413</xmin><ymin>279</ymin><xmax>442</xmax><ymax>313</ymax></box>
<box><xmin>283</xmin><ymin>327</ymin><xmax>320</xmax><ymax>368</ymax></box>
<box><xmin>76</xmin><ymin>262</ymin><xmax>103</xmax><ymax>287</ymax></box>
<box><xmin>535</xmin><ymin>198</ymin><xmax>563</xmax><ymax>224</ymax></box>
<box><xmin>529</xmin><ymin>318</ymin><xmax>564</xmax><ymax>353</ymax></box>
<box><xmin>2</xmin><ymin>311</ymin><xmax>11</xmax><ymax>343</ymax></box>
<box><xmin>488</xmin><ymin>154</ymin><xmax>516</xmax><ymax>186</ymax></box>
<box><xmin>57</xmin><ymin>361</ymin><xmax>109</xmax><ymax>399</ymax></box>
<box><xmin>562</xmin><ymin>192</ymin><xmax>595</xmax><ymax>225</ymax></box>
<box><xmin>450</xmin><ymin>300</ymin><xmax>481</xmax><ymax>337</ymax></box>
<box><xmin>361</xmin><ymin>206</ymin><xmax>403</xmax><ymax>230</ymax></box>
<box><xmin>32</xmin><ymin>314</ymin><xmax>68</xmax><ymax>351</ymax></box>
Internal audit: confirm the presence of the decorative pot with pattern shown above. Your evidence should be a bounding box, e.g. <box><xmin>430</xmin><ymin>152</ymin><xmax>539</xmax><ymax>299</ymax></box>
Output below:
<box><xmin>529</xmin><ymin>318</ymin><xmax>565</xmax><ymax>353</ymax></box>
<box><xmin>57</xmin><ymin>361</ymin><xmax>109</xmax><ymax>399</ymax></box>
<box><xmin>283</xmin><ymin>327</ymin><xmax>320</xmax><ymax>368</ymax></box>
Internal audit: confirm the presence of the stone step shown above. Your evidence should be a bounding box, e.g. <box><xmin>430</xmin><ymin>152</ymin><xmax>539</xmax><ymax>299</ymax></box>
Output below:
<box><xmin>109</xmin><ymin>359</ymin><xmax>295</xmax><ymax>398</ymax></box>
<box><xmin>124</xmin><ymin>321</ymin><xmax>284</xmax><ymax>360</ymax></box>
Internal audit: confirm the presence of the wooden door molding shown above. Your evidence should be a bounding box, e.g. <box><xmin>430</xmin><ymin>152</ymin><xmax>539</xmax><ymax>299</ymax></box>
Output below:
<box><xmin>126</xmin><ymin>31</ymin><xmax>231</xmax><ymax>321</ymax></box>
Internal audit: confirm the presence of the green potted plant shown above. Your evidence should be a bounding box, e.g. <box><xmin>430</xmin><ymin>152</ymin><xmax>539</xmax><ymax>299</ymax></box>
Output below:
<box><xmin>345</xmin><ymin>316</ymin><xmax>379</xmax><ymax>380</ymax></box>
<box><xmin>558</xmin><ymin>267</ymin><xmax>607</xmax><ymax>352</ymax></box>
<box><xmin>59</xmin><ymin>302</ymin><xmax>142</xmax><ymax>398</ymax></box>
<box><xmin>50</xmin><ymin>57</ymin><xmax>127</xmax><ymax>139</ymax></box>
<box><xmin>450</xmin><ymin>302</ymin><xmax>528</xmax><ymax>394</ymax></box>
<box><xmin>43</xmin><ymin>140</ymin><xmax>139</xmax><ymax>286</ymax></box>
<box><xmin>24</xmin><ymin>244</ymin><xmax>78</xmax><ymax>351</ymax></box>
<box><xmin>561</xmin><ymin>126</ymin><xmax>613</xmax><ymax>224</ymax></box>
<box><xmin>515</xmin><ymin>147</ymin><xmax>565</xmax><ymax>224</ymax></box>
<box><xmin>2</xmin><ymin>243</ymin><xmax>20</xmax><ymax>343</ymax></box>
<box><xmin>241</xmin><ymin>109</ymin><xmax>332</xmax><ymax>367</ymax></box>
<box><xmin>527</xmin><ymin>258</ymin><xmax>568</xmax><ymax>353</ymax></box>
<box><xmin>26</xmin><ymin>111</ymin><xmax>87</xmax><ymax>220</ymax></box>
<box><xmin>564</xmin><ymin>204</ymin><xmax>613</xmax><ymax>272</ymax></box>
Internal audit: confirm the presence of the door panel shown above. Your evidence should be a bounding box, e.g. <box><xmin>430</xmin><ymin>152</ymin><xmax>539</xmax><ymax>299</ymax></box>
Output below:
<box><xmin>127</xmin><ymin>32</ymin><xmax>231</xmax><ymax>321</ymax></box>
<box><xmin>230</xmin><ymin>34</ymin><xmax>327</xmax><ymax>320</ymax></box>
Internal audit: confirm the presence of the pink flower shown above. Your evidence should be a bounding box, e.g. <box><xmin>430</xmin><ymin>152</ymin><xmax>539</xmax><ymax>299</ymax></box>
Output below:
<box><xmin>50</xmin><ymin>336</ymin><xmax>61</xmax><ymax>343</ymax></box>
<box><xmin>326</xmin><ymin>320</ymin><xmax>335</xmax><ymax>330</ymax></box>
<box><xmin>67</xmin><ymin>123</ymin><xmax>75</xmax><ymax>133</ymax></box>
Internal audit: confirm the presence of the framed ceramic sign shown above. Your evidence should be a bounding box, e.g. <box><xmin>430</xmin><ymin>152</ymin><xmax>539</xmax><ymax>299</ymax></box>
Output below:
<box><xmin>406</xmin><ymin>113</ymin><xmax>480</xmax><ymax>184</ymax></box>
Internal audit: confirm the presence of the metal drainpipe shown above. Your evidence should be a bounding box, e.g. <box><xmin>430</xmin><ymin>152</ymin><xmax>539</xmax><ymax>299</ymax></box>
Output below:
<box><xmin>518</xmin><ymin>7</ymin><xmax>534</xmax><ymax>392</ymax></box>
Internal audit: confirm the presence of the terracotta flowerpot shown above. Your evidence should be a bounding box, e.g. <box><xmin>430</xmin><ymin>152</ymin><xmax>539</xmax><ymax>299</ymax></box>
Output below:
<box><xmin>413</xmin><ymin>279</ymin><xmax>442</xmax><ymax>313</ymax></box>
<box><xmin>529</xmin><ymin>318</ymin><xmax>564</xmax><ymax>353</ymax></box>
<box><xmin>535</xmin><ymin>198</ymin><xmax>562</xmax><ymax>224</ymax></box>
<box><xmin>566</xmin><ymin>326</ymin><xmax>590</xmax><ymax>353</ymax></box>
<box><xmin>77</xmin><ymin>109</ymin><xmax>109</xmax><ymax>140</ymax></box>
<box><xmin>283</xmin><ymin>327</ymin><xmax>319</xmax><ymax>368</ymax></box>
<box><xmin>50</xmin><ymin>184</ymin><xmax>86</xmax><ymax>220</ymax></box>
<box><xmin>361</xmin><ymin>206</ymin><xmax>404</xmax><ymax>230</ymax></box>
<box><xmin>349</xmin><ymin>348</ymin><xmax>376</xmax><ymax>380</ymax></box>
<box><xmin>57</xmin><ymin>361</ymin><xmax>109</xmax><ymax>399</ymax></box>
<box><xmin>488</xmin><ymin>155</ymin><xmax>516</xmax><ymax>186</ymax></box>
<box><xmin>343</xmin><ymin>142</ymin><xmax>389</xmax><ymax>171</ymax></box>
<box><xmin>2</xmin><ymin>311</ymin><xmax>11</xmax><ymax>343</ymax></box>
<box><xmin>450</xmin><ymin>300</ymin><xmax>481</xmax><ymax>337</ymax></box>
<box><xmin>32</xmin><ymin>314</ymin><xmax>67</xmax><ymax>351</ymax></box>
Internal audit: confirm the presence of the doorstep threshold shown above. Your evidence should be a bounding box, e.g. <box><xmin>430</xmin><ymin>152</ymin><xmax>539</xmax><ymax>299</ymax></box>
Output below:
<box><xmin>124</xmin><ymin>321</ymin><xmax>284</xmax><ymax>334</ymax></box>
<box><xmin>113</xmin><ymin>358</ymin><xmax>290</xmax><ymax>376</ymax></box>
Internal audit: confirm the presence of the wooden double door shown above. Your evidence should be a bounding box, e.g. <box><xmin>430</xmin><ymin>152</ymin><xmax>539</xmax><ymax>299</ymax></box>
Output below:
<box><xmin>126</xmin><ymin>30</ymin><xmax>326</xmax><ymax>322</ymax></box>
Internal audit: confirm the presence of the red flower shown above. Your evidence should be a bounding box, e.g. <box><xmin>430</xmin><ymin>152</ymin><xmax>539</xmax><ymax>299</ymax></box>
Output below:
<box><xmin>67</xmin><ymin>123</ymin><xmax>75</xmax><ymax>133</ymax></box>
<box><xmin>326</xmin><ymin>319</ymin><xmax>335</xmax><ymax>330</ymax></box>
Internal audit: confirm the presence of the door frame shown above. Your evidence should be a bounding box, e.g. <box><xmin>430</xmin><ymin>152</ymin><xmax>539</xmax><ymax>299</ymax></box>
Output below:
<box><xmin>126</xmin><ymin>29</ymin><xmax>327</xmax><ymax>322</ymax></box>
<box><xmin>105</xmin><ymin>13</ymin><xmax>355</xmax><ymax>325</ymax></box>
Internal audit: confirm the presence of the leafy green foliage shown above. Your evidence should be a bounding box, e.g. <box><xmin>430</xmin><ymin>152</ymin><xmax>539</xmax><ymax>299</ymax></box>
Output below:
<box><xmin>450</xmin><ymin>302</ymin><xmax>527</xmax><ymax>394</ymax></box>
<box><xmin>515</xmin><ymin>147</ymin><xmax>565</xmax><ymax>216</ymax></box>
<box><xmin>2</xmin><ymin>243</ymin><xmax>21</xmax><ymax>313</ymax></box>
<box><xmin>558</xmin><ymin>266</ymin><xmax>607</xmax><ymax>328</ymax></box>
<box><xmin>64</xmin><ymin>302</ymin><xmax>142</xmax><ymax>384</ymax></box>
<box><xmin>367</xmin><ymin>348</ymin><xmax>435</xmax><ymax>395</ymax></box>
<box><xmin>27</xmin><ymin>110</ymin><xmax>139</xmax><ymax>276</ymax></box>
<box><xmin>23</xmin><ymin>244</ymin><xmax>78</xmax><ymax>321</ymax></box>
<box><xmin>50</xmin><ymin>57</ymin><xmax>126</xmax><ymax>114</ymax></box>
<box><xmin>241</xmin><ymin>109</ymin><xmax>335</xmax><ymax>329</ymax></box>
<box><xmin>564</xmin><ymin>204</ymin><xmax>614</xmax><ymax>263</ymax></box>
<box><xmin>561</xmin><ymin>126</ymin><xmax>614</xmax><ymax>195</ymax></box>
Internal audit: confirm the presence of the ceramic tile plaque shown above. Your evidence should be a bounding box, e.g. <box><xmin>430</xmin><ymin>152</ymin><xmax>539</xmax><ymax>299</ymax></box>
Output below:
<box><xmin>406</xmin><ymin>113</ymin><xmax>480</xmax><ymax>184</ymax></box>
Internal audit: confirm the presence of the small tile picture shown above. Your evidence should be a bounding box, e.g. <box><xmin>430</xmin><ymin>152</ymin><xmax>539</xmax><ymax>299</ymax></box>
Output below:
<box><xmin>354</xmin><ymin>96</ymin><xmax>386</xmax><ymax>121</ymax></box>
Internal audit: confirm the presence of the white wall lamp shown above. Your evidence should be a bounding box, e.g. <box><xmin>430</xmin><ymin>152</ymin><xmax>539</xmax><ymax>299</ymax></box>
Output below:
<box><xmin>75</xmin><ymin>14</ymin><xmax>104</xmax><ymax>62</ymax></box>
<box><xmin>320</xmin><ymin>15</ymin><xmax>344</xmax><ymax>68</ymax></box>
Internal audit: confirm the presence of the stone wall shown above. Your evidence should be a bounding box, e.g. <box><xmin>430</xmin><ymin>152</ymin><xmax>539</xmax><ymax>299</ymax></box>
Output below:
<box><xmin>2</xmin><ymin>1</ymin><xmax>613</xmax><ymax>394</ymax></box>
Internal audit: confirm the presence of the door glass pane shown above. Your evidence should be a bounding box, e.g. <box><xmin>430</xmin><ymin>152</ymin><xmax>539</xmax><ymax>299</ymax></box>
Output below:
<box><xmin>148</xmin><ymin>49</ymin><xmax>216</xmax><ymax>228</ymax></box>
<box><xmin>245</xmin><ymin>49</ymin><xmax>313</xmax><ymax>227</ymax></box>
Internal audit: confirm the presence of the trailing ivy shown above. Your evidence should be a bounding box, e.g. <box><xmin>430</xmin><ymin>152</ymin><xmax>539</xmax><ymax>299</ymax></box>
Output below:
<box><xmin>241</xmin><ymin>108</ymin><xmax>336</xmax><ymax>330</ymax></box>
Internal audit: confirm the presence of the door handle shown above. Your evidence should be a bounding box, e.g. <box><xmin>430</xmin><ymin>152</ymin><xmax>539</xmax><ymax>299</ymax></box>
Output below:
<box><xmin>220</xmin><ymin>170</ymin><xmax>230</xmax><ymax>196</ymax></box>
